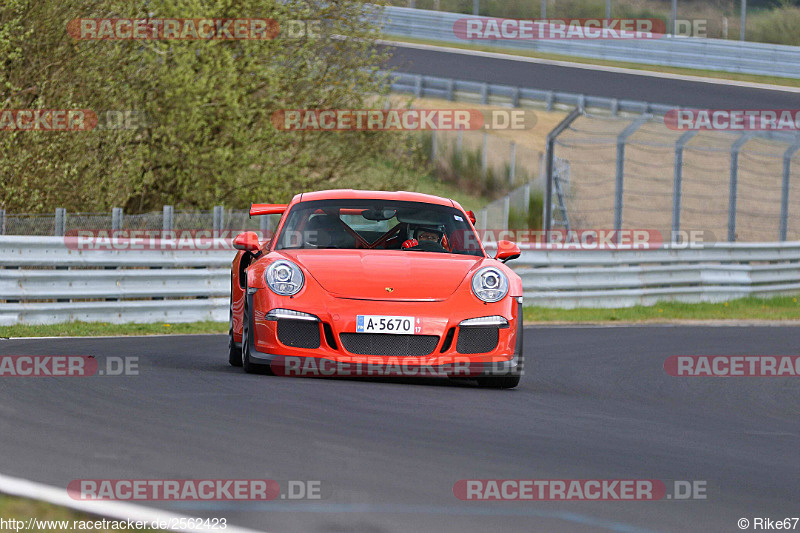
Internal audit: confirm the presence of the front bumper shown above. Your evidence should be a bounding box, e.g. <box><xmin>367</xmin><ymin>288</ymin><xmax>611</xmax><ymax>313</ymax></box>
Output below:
<box><xmin>245</xmin><ymin>288</ymin><xmax>523</xmax><ymax>378</ymax></box>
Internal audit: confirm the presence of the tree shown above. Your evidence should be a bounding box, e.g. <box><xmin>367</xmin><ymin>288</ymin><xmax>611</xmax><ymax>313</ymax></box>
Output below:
<box><xmin>1</xmin><ymin>0</ymin><xmax>394</xmax><ymax>212</ymax></box>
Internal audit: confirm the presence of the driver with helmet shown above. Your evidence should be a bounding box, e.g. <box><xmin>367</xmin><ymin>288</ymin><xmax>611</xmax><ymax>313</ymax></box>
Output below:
<box><xmin>402</xmin><ymin>225</ymin><xmax>446</xmax><ymax>251</ymax></box>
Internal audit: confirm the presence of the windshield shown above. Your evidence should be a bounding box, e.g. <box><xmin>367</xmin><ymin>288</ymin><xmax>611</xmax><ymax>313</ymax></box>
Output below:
<box><xmin>274</xmin><ymin>199</ymin><xmax>483</xmax><ymax>256</ymax></box>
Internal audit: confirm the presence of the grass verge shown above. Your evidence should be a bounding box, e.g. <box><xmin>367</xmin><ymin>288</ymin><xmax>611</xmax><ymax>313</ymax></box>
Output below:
<box><xmin>385</xmin><ymin>35</ymin><xmax>800</xmax><ymax>89</ymax></box>
<box><xmin>1</xmin><ymin>297</ymin><xmax>799</xmax><ymax>338</ymax></box>
<box><xmin>0</xmin><ymin>494</ymin><xmax>162</xmax><ymax>532</ymax></box>
<box><xmin>0</xmin><ymin>321</ymin><xmax>228</xmax><ymax>338</ymax></box>
<box><xmin>523</xmin><ymin>296</ymin><xmax>800</xmax><ymax>323</ymax></box>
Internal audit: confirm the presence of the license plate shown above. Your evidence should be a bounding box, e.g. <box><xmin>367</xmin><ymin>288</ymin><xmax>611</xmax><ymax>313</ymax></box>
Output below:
<box><xmin>357</xmin><ymin>315</ymin><xmax>416</xmax><ymax>334</ymax></box>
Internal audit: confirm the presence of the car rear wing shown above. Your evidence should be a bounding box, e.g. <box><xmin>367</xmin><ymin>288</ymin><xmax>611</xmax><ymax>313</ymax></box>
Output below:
<box><xmin>250</xmin><ymin>204</ymin><xmax>287</xmax><ymax>217</ymax></box>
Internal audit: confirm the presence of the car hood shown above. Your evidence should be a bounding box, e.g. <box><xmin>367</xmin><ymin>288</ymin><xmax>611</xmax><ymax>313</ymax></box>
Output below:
<box><xmin>282</xmin><ymin>250</ymin><xmax>482</xmax><ymax>301</ymax></box>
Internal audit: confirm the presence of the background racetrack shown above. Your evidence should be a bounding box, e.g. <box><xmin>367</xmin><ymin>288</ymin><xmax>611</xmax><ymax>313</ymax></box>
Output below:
<box><xmin>1</xmin><ymin>327</ymin><xmax>798</xmax><ymax>532</ymax></box>
<box><xmin>383</xmin><ymin>43</ymin><xmax>800</xmax><ymax>109</ymax></box>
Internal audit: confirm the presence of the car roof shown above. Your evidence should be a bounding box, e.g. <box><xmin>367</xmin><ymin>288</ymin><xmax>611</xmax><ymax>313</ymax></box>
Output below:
<box><xmin>291</xmin><ymin>189</ymin><xmax>461</xmax><ymax>209</ymax></box>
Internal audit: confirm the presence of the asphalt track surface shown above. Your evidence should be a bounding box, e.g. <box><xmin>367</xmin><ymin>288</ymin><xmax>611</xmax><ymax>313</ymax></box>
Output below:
<box><xmin>1</xmin><ymin>326</ymin><xmax>799</xmax><ymax>532</ymax></box>
<box><xmin>383</xmin><ymin>43</ymin><xmax>800</xmax><ymax>109</ymax></box>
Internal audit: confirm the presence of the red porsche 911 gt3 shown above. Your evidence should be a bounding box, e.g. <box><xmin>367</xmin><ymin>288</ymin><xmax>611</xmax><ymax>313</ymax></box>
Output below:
<box><xmin>228</xmin><ymin>190</ymin><xmax>524</xmax><ymax>388</ymax></box>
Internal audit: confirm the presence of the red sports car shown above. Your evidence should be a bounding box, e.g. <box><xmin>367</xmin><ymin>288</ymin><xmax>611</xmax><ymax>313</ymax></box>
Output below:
<box><xmin>228</xmin><ymin>190</ymin><xmax>524</xmax><ymax>388</ymax></box>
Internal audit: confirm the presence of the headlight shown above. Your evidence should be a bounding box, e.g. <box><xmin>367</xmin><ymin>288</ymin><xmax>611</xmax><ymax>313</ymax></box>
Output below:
<box><xmin>471</xmin><ymin>266</ymin><xmax>509</xmax><ymax>303</ymax></box>
<box><xmin>265</xmin><ymin>260</ymin><xmax>304</xmax><ymax>296</ymax></box>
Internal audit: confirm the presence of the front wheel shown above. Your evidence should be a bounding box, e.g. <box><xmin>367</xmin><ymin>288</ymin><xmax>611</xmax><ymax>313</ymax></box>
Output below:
<box><xmin>241</xmin><ymin>286</ymin><xmax>271</xmax><ymax>375</ymax></box>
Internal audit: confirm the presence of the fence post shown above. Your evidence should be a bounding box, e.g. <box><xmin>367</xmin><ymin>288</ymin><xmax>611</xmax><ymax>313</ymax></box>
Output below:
<box><xmin>780</xmin><ymin>137</ymin><xmax>800</xmax><ymax>241</ymax></box>
<box><xmin>112</xmin><ymin>207</ymin><xmax>123</xmax><ymax>231</ymax></box>
<box><xmin>431</xmin><ymin>130</ymin><xmax>438</xmax><ymax>164</ymax></box>
<box><xmin>473</xmin><ymin>0</ymin><xmax>479</xmax><ymax>16</ymax></box>
<box><xmin>54</xmin><ymin>208</ymin><xmax>66</xmax><ymax>236</ymax></box>
<box><xmin>740</xmin><ymin>0</ymin><xmax>747</xmax><ymax>41</ymax></box>
<box><xmin>447</xmin><ymin>78</ymin><xmax>454</xmax><ymax>101</ymax></box>
<box><xmin>509</xmin><ymin>141</ymin><xmax>517</xmax><ymax>184</ymax></box>
<box><xmin>480</xmin><ymin>83</ymin><xmax>488</xmax><ymax>105</ymax></box>
<box><xmin>670</xmin><ymin>0</ymin><xmax>677</xmax><ymax>35</ymax></box>
<box><xmin>0</xmin><ymin>208</ymin><xmax>5</xmax><ymax>235</ymax></box>
<box><xmin>213</xmin><ymin>205</ymin><xmax>224</xmax><ymax>237</ymax></box>
<box><xmin>540</xmin><ymin>0</ymin><xmax>546</xmax><ymax>17</ymax></box>
<box><xmin>672</xmin><ymin>130</ymin><xmax>698</xmax><ymax>241</ymax></box>
<box><xmin>163</xmin><ymin>205</ymin><xmax>174</xmax><ymax>232</ymax></box>
<box><xmin>544</xmin><ymin>107</ymin><xmax>582</xmax><ymax>236</ymax></box>
<box><xmin>481</xmin><ymin>131</ymin><xmax>488</xmax><ymax>179</ymax></box>
<box><xmin>414</xmin><ymin>75</ymin><xmax>422</xmax><ymax>98</ymax></box>
<box><xmin>502</xmin><ymin>196</ymin><xmax>510</xmax><ymax>231</ymax></box>
<box><xmin>614</xmin><ymin>115</ymin><xmax>650</xmax><ymax>237</ymax></box>
<box><xmin>523</xmin><ymin>182</ymin><xmax>531</xmax><ymax>218</ymax></box>
<box><xmin>728</xmin><ymin>133</ymin><xmax>753</xmax><ymax>242</ymax></box>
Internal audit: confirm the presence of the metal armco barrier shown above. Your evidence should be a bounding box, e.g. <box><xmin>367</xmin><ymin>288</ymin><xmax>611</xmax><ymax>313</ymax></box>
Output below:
<box><xmin>2</xmin><ymin>237</ymin><xmax>800</xmax><ymax>324</ymax></box>
<box><xmin>384</xmin><ymin>70</ymin><xmax>676</xmax><ymax>116</ymax></box>
<box><xmin>483</xmin><ymin>241</ymin><xmax>800</xmax><ymax>308</ymax></box>
<box><xmin>376</xmin><ymin>5</ymin><xmax>800</xmax><ymax>79</ymax></box>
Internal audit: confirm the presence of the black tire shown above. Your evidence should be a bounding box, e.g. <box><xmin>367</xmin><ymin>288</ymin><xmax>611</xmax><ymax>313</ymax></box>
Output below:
<box><xmin>228</xmin><ymin>299</ymin><xmax>242</xmax><ymax>367</ymax></box>
<box><xmin>476</xmin><ymin>374</ymin><xmax>521</xmax><ymax>389</ymax></box>
<box><xmin>241</xmin><ymin>285</ymin><xmax>272</xmax><ymax>375</ymax></box>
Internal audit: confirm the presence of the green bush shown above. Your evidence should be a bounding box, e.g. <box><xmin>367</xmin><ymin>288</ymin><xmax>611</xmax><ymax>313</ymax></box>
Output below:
<box><xmin>507</xmin><ymin>190</ymin><xmax>544</xmax><ymax>230</ymax></box>
<box><xmin>747</xmin><ymin>4</ymin><xmax>800</xmax><ymax>45</ymax></box>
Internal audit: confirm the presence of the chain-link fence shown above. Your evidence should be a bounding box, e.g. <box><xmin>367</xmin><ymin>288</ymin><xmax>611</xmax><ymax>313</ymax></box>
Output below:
<box><xmin>428</xmin><ymin>128</ymin><xmax>542</xmax><ymax>199</ymax></box>
<box><xmin>0</xmin><ymin>207</ymin><xmax>280</xmax><ymax>236</ymax></box>
<box><xmin>548</xmin><ymin>112</ymin><xmax>800</xmax><ymax>242</ymax></box>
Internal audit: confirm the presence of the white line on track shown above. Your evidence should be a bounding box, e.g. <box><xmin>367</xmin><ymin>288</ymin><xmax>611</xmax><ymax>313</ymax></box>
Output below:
<box><xmin>0</xmin><ymin>472</ymin><xmax>266</xmax><ymax>533</ymax></box>
<box><xmin>382</xmin><ymin>39</ymin><xmax>800</xmax><ymax>93</ymax></box>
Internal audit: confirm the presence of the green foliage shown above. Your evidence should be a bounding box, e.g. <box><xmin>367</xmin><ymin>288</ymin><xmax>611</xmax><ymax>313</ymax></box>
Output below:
<box><xmin>1</xmin><ymin>0</ymin><xmax>404</xmax><ymax>213</ymax></box>
<box><xmin>747</xmin><ymin>3</ymin><xmax>800</xmax><ymax>45</ymax></box>
<box><xmin>507</xmin><ymin>189</ymin><xmax>543</xmax><ymax>230</ymax></box>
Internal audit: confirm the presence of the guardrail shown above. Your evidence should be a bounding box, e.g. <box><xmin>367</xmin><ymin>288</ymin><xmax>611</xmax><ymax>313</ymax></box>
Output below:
<box><xmin>377</xmin><ymin>5</ymin><xmax>800</xmax><ymax>79</ymax></box>
<box><xmin>503</xmin><ymin>241</ymin><xmax>800</xmax><ymax>308</ymax></box>
<box><xmin>383</xmin><ymin>70</ymin><xmax>675</xmax><ymax>116</ymax></box>
<box><xmin>0</xmin><ymin>236</ymin><xmax>233</xmax><ymax>326</ymax></box>
<box><xmin>2</xmin><ymin>237</ymin><xmax>799</xmax><ymax>324</ymax></box>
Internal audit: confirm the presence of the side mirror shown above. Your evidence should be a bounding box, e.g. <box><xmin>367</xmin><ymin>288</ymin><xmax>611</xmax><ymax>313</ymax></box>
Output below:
<box><xmin>466</xmin><ymin>210</ymin><xmax>477</xmax><ymax>225</ymax></box>
<box><xmin>233</xmin><ymin>231</ymin><xmax>261</xmax><ymax>252</ymax></box>
<box><xmin>495</xmin><ymin>240</ymin><xmax>521</xmax><ymax>263</ymax></box>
